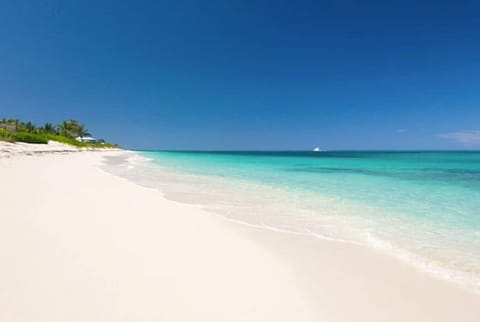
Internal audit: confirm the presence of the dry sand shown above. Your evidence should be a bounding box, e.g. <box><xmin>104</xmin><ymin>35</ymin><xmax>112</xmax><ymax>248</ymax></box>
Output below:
<box><xmin>1</xmin><ymin>147</ymin><xmax>479</xmax><ymax>322</ymax></box>
<box><xmin>0</xmin><ymin>140</ymin><xmax>119</xmax><ymax>158</ymax></box>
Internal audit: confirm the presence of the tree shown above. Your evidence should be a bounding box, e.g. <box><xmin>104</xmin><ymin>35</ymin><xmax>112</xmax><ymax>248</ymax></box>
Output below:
<box><xmin>24</xmin><ymin>121</ymin><xmax>36</xmax><ymax>133</ymax></box>
<box><xmin>40</xmin><ymin>122</ymin><xmax>56</xmax><ymax>134</ymax></box>
<box><xmin>76</xmin><ymin>123</ymin><xmax>90</xmax><ymax>137</ymax></box>
<box><xmin>57</xmin><ymin>120</ymin><xmax>90</xmax><ymax>138</ymax></box>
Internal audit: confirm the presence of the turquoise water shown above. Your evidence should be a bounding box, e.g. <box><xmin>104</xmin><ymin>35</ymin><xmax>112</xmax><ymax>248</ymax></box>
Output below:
<box><xmin>108</xmin><ymin>151</ymin><xmax>480</xmax><ymax>292</ymax></box>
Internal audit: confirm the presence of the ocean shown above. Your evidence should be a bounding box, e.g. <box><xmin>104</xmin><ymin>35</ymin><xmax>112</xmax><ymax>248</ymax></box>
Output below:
<box><xmin>105</xmin><ymin>150</ymin><xmax>480</xmax><ymax>292</ymax></box>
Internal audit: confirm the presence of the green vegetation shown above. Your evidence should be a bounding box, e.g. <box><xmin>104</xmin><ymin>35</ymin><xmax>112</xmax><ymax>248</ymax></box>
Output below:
<box><xmin>0</xmin><ymin>118</ymin><xmax>118</xmax><ymax>148</ymax></box>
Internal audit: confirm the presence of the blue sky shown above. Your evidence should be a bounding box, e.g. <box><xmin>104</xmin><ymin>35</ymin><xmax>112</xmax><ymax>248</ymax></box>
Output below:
<box><xmin>1</xmin><ymin>0</ymin><xmax>479</xmax><ymax>150</ymax></box>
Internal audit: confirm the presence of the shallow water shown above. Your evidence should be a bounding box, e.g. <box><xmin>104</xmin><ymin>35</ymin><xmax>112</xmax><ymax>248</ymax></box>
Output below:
<box><xmin>103</xmin><ymin>151</ymin><xmax>480</xmax><ymax>292</ymax></box>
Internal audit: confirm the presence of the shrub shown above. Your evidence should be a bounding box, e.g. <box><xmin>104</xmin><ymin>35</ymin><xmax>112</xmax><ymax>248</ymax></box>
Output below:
<box><xmin>11</xmin><ymin>132</ymin><xmax>49</xmax><ymax>144</ymax></box>
<box><xmin>0</xmin><ymin>128</ymin><xmax>15</xmax><ymax>142</ymax></box>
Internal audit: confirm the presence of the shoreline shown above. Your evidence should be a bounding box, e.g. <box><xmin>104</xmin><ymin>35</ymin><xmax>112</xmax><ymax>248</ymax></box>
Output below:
<box><xmin>1</xmin><ymin>147</ymin><xmax>479</xmax><ymax>321</ymax></box>
<box><xmin>106</xmin><ymin>150</ymin><xmax>480</xmax><ymax>295</ymax></box>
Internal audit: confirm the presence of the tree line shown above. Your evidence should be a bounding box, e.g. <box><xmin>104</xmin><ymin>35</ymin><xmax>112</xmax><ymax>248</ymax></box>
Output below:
<box><xmin>1</xmin><ymin>118</ymin><xmax>91</xmax><ymax>139</ymax></box>
<box><xmin>0</xmin><ymin>118</ymin><xmax>117</xmax><ymax>147</ymax></box>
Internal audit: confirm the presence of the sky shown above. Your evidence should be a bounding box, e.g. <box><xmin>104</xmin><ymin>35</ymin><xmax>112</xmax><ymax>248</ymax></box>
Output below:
<box><xmin>1</xmin><ymin>0</ymin><xmax>479</xmax><ymax>150</ymax></box>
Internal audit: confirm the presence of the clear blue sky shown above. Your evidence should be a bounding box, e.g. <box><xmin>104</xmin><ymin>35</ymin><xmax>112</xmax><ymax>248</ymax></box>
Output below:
<box><xmin>1</xmin><ymin>0</ymin><xmax>479</xmax><ymax>150</ymax></box>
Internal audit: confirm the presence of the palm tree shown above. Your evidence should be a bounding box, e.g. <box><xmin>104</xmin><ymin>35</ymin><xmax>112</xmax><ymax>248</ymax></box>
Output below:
<box><xmin>76</xmin><ymin>123</ymin><xmax>90</xmax><ymax>137</ymax></box>
<box><xmin>57</xmin><ymin>120</ymin><xmax>71</xmax><ymax>137</ymax></box>
<box><xmin>24</xmin><ymin>121</ymin><xmax>36</xmax><ymax>133</ymax></box>
<box><xmin>41</xmin><ymin>122</ymin><xmax>56</xmax><ymax>134</ymax></box>
<box><xmin>57</xmin><ymin>119</ymin><xmax>90</xmax><ymax>138</ymax></box>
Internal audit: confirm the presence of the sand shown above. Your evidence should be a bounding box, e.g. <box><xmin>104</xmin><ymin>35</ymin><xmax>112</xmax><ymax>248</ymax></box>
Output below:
<box><xmin>0</xmin><ymin>140</ymin><xmax>119</xmax><ymax>158</ymax></box>
<box><xmin>1</xmin><ymin>146</ymin><xmax>479</xmax><ymax>322</ymax></box>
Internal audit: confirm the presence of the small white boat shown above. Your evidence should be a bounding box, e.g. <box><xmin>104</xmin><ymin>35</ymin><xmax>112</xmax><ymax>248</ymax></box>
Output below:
<box><xmin>313</xmin><ymin>147</ymin><xmax>321</xmax><ymax>152</ymax></box>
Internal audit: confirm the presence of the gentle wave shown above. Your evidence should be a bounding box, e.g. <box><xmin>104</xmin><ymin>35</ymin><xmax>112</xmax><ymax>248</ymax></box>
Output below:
<box><xmin>101</xmin><ymin>151</ymin><xmax>480</xmax><ymax>293</ymax></box>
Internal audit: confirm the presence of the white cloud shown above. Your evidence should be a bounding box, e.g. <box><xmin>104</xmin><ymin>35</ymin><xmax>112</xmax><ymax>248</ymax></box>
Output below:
<box><xmin>437</xmin><ymin>130</ymin><xmax>480</xmax><ymax>146</ymax></box>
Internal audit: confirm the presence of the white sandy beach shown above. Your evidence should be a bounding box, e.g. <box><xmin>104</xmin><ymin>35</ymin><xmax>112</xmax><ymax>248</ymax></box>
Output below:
<box><xmin>1</xmin><ymin>145</ymin><xmax>480</xmax><ymax>322</ymax></box>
